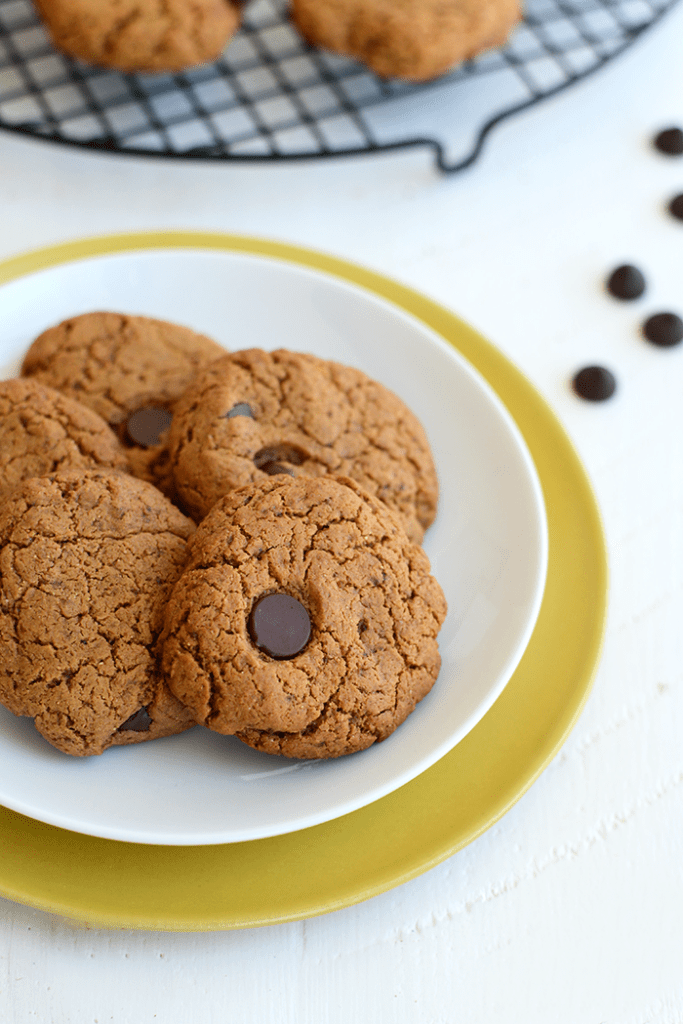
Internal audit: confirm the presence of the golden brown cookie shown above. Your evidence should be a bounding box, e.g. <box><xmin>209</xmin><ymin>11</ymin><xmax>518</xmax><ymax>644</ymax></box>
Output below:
<box><xmin>290</xmin><ymin>0</ymin><xmax>520</xmax><ymax>81</ymax></box>
<box><xmin>0</xmin><ymin>470</ymin><xmax>196</xmax><ymax>756</ymax></box>
<box><xmin>34</xmin><ymin>0</ymin><xmax>242</xmax><ymax>74</ymax></box>
<box><xmin>168</xmin><ymin>348</ymin><xmax>438</xmax><ymax>543</ymax></box>
<box><xmin>160</xmin><ymin>474</ymin><xmax>447</xmax><ymax>759</ymax></box>
<box><xmin>21</xmin><ymin>311</ymin><xmax>225</xmax><ymax>499</ymax></box>
<box><xmin>0</xmin><ymin>377</ymin><xmax>129</xmax><ymax>500</ymax></box>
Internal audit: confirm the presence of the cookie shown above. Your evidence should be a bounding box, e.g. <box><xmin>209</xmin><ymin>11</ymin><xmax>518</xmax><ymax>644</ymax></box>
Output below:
<box><xmin>0</xmin><ymin>378</ymin><xmax>130</xmax><ymax>500</ymax></box>
<box><xmin>160</xmin><ymin>474</ymin><xmax>447</xmax><ymax>759</ymax></box>
<box><xmin>290</xmin><ymin>0</ymin><xmax>520</xmax><ymax>81</ymax></box>
<box><xmin>0</xmin><ymin>470</ymin><xmax>196</xmax><ymax>756</ymax></box>
<box><xmin>22</xmin><ymin>311</ymin><xmax>226</xmax><ymax>498</ymax></box>
<box><xmin>34</xmin><ymin>0</ymin><xmax>242</xmax><ymax>74</ymax></box>
<box><xmin>168</xmin><ymin>348</ymin><xmax>438</xmax><ymax>543</ymax></box>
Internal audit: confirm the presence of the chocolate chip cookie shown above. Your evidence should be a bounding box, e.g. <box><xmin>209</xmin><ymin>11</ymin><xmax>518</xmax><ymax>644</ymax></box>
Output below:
<box><xmin>168</xmin><ymin>348</ymin><xmax>438</xmax><ymax>543</ymax></box>
<box><xmin>0</xmin><ymin>470</ymin><xmax>196</xmax><ymax>756</ymax></box>
<box><xmin>0</xmin><ymin>377</ymin><xmax>129</xmax><ymax>500</ymax></box>
<box><xmin>290</xmin><ymin>0</ymin><xmax>520</xmax><ymax>81</ymax></box>
<box><xmin>34</xmin><ymin>0</ymin><xmax>242</xmax><ymax>74</ymax></box>
<box><xmin>160</xmin><ymin>474</ymin><xmax>447</xmax><ymax>759</ymax></box>
<box><xmin>22</xmin><ymin>311</ymin><xmax>226</xmax><ymax>498</ymax></box>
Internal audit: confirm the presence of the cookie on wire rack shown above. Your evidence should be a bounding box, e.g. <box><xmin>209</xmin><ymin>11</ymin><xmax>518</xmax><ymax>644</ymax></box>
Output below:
<box><xmin>290</xmin><ymin>0</ymin><xmax>521</xmax><ymax>82</ymax></box>
<box><xmin>33</xmin><ymin>0</ymin><xmax>243</xmax><ymax>73</ymax></box>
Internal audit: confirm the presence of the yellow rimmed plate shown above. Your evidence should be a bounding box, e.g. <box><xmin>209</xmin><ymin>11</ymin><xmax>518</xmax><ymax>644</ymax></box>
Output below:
<box><xmin>0</xmin><ymin>232</ymin><xmax>606</xmax><ymax>930</ymax></box>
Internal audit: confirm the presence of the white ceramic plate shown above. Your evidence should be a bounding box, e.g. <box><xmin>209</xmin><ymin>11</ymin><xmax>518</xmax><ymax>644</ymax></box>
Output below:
<box><xmin>0</xmin><ymin>245</ymin><xmax>548</xmax><ymax>845</ymax></box>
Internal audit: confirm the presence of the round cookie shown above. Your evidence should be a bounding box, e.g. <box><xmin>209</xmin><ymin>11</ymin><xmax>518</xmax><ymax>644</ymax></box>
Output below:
<box><xmin>0</xmin><ymin>377</ymin><xmax>130</xmax><ymax>501</ymax></box>
<box><xmin>290</xmin><ymin>0</ymin><xmax>521</xmax><ymax>82</ymax></box>
<box><xmin>34</xmin><ymin>0</ymin><xmax>242</xmax><ymax>74</ymax></box>
<box><xmin>0</xmin><ymin>470</ymin><xmax>196</xmax><ymax>756</ymax></box>
<box><xmin>168</xmin><ymin>348</ymin><xmax>438</xmax><ymax>543</ymax></box>
<box><xmin>160</xmin><ymin>475</ymin><xmax>447</xmax><ymax>759</ymax></box>
<box><xmin>21</xmin><ymin>311</ymin><xmax>226</xmax><ymax>498</ymax></box>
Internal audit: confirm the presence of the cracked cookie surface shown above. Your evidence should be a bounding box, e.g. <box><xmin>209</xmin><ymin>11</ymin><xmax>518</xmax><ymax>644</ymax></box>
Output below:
<box><xmin>290</xmin><ymin>0</ymin><xmax>520</xmax><ymax>81</ymax></box>
<box><xmin>0</xmin><ymin>378</ymin><xmax>129</xmax><ymax>500</ymax></box>
<box><xmin>160</xmin><ymin>474</ymin><xmax>447</xmax><ymax>759</ymax></box>
<box><xmin>0</xmin><ymin>470</ymin><xmax>196</xmax><ymax>756</ymax></box>
<box><xmin>168</xmin><ymin>348</ymin><xmax>438</xmax><ymax>543</ymax></box>
<box><xmin>22</xmin><ymin>311</ymin><xmax>226</xmax><ymax>498</ymax></box>
<box><xmin>34</xmin><ymin>0</ymin><xmax>242</xmax><ymax>73</ymax></box>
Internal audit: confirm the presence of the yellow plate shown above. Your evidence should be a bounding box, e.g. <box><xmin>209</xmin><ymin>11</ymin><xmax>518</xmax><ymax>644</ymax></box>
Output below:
<box><xmin>0</xmin><ymin>232</ymin><xmax>607</xmax><ymax>931</ymax></box>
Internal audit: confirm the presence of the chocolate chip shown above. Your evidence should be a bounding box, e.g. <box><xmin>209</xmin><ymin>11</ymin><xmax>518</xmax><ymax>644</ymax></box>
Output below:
<box><xmin>254</xmin><ymin>444</ymin><xmax>305</xmax><ymax>477</ymax></box>
<box><xmin>261</xmin><ymin>461</ymin><xmax>294</xmax><ymax>476</ymax></box>
<box><xmin>125</xmin><ymin>407</ymin><xmax>173</xmax><ymax>448</ymax></box>
<box><xmin>668</xmin><ymin>194</ymin><xmax>683</xmax><ymax>221</ymax></box>
<box><xmin>118</xmin><ymin>707</ymin><xmax>152</xmax><ymax>732</ymax></box>
<box><xmin>572</xmin><ymin>366</ymin><xmax>616</xmax><ymax>402</ymax></box>
<box><xmin>653</xmin><ymin>127</ymin><xmax>683</xmax><ymax>155</ymax></box>
<box><xmin>224</xmin><ymin>403</ymin><xmax>254</xmax><ymax>419</ymax></box>
<box><xmin>606</xmin><ymin>264</ymin><xmax>646</xmax><ymax>300</ymax></box>
<box><xmin>642</xmin><ymin>312</ymin><xmax>683</xmax><ymax>347</ymax></box>
<box><xmin>248</xmin><ymin>593</ymin><xmax>311</xmax><ymax>659</ymax></box>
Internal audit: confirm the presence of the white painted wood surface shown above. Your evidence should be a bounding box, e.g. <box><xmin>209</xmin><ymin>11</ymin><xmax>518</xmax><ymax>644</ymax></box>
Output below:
<box><xmin>2</xmin><ymin>5</ymin><xmax>683</xmax><ymax>1018</ymax></box>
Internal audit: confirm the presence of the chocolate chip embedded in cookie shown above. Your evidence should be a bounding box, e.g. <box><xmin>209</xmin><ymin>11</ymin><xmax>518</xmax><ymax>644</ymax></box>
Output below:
<box><xmin>168</xmin><ymin>348</ymin><xmax>438</xmax><ymax>543</ymax></box>
<box><xmin>160</xmin><ymin>475</ymin><xmax>447</xmax><ymax>759</ymax></box>
<box><xmin>0</xmin><ymin>378</ymin><xmax>129</xmax><ymax>500</ymax></box>
<box><xmin>34</xmin><ymin>0</ymin><xmax>242</xmax><ymax>74</ymax></box>
<box><xmin>21</xmin><ymin>312</ymin><xmax>226</xmax><ymax>498</ymax></box>
<box><xmin>290</xmin><ymin>0</ymin><xmax>521</xmax><ymax>82</ymax></box>
<box><xmin>0</xmin><ymin>470</ymin><xmax>196</xmax><ymax>756</ymax></box>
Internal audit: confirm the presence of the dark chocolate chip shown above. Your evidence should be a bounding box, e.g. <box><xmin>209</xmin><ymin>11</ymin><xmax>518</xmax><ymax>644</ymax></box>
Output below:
<box><xmin>125</xmin><ymin>407</ymin><xmax>173</xmax><ymax>448</ymax></box>
<box><xmin>224</xmin><ymin>403</ymin><xmax>254</xmax><ymax>419</ymax></box>
<box><xmin>118</xmin><ymin>707</ymin><xmax>152</xmax><ymax>732</ymax></box>
<box><xmin>254</xmin><ymin>444</ymin><xmax>305</xmax><ymax>477</ymax></box>
<box><xmin>248</xmin><ymin>593</ymin><xmax>311</xmax><ymax>659</ymax></box>
<box><xmin>642</xmin><ymin>312</ymin><xmax>683</xmax><ymax>347</ymax></box>
<box><xmin>654</xmin><ymin>127</ymin><xmax>683</xmax><ymax>156</ymax></box>
<box><xmin>572</xmin><ymin>366</ymin><xmax>616</xmax><ymax>402</ymax></box>
<box><xmin>606</xmin><ymin>264</ymin><xmax>646</xmax><ymax>300</ymax></box>
<box><xmin>261</xmin><ymin>461</ymin><xmax>294</xmax><ymax>476</ymax></box>
<box><xmin>668</xmin><ymin>194</ymin><xmax>683</xmax><ymax>221</ymax></box>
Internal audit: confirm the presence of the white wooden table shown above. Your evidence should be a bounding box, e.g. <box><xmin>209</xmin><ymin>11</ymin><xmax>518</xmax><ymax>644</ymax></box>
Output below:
<box><xmin>1</xmin><ymin>4</ymin><xmax>683</xmax><ymax>1019</ymax></box>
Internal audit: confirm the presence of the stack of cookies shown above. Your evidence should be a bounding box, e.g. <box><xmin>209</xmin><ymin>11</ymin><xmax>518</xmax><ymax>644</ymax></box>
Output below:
<box><xmin>0</xmin><ymin>311</ymin><xmax>446</xmax><ymax>759</ymax></box>
<box><xmin>33</xmin><ymin>0</ymin><xmax>520</xmax><ymax>81</ymax></box>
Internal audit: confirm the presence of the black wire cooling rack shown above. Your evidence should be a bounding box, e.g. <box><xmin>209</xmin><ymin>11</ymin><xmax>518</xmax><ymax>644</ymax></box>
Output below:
<box><xmin>0</xmin><ymin>0</ymin><xmax>678</xmax><ymax>172</ymax></box>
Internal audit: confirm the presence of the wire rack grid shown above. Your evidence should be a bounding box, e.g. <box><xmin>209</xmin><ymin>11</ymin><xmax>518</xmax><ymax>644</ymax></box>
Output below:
<box><xmin>0</xmin><ymin>0</ymin><xmax>679</xmax><ymax>172</ymax></box>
